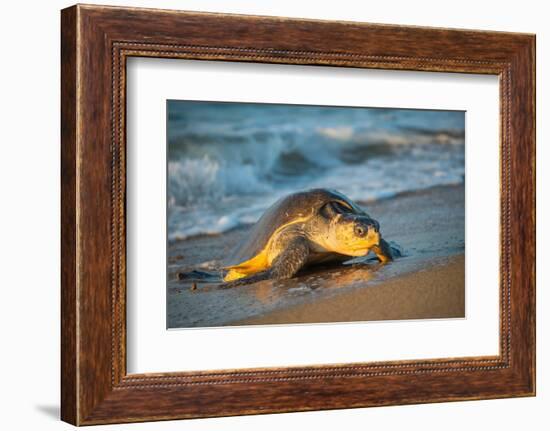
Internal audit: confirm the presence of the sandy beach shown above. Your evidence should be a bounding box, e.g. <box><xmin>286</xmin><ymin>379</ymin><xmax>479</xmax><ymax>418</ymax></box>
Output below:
<box><xmin>167</xmin><ymin>184</ymin><xmax>465</xmax><ymax>328</ymax></box>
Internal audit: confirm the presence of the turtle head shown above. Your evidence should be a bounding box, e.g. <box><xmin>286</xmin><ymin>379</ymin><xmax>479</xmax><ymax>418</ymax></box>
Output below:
<box><xmin>318</xmin><ymin>201</ymin><xmax>381</xmax><ymax>256</ymax></box>
<box><xmin>328</xmin><ymin>214</ymin><xmax>381</xmax><ymax>256</ymax></box>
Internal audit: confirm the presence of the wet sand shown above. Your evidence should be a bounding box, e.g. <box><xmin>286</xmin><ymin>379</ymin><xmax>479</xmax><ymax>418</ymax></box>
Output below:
<box><xmin>236</xmin><ymin>255</ymin><xmax>464</xmax><ymax>325</ymax></box>
<box><xmin>167</xmin><ymin>184</ymin><xmax>465</xmax><ymax>328</ymax></box>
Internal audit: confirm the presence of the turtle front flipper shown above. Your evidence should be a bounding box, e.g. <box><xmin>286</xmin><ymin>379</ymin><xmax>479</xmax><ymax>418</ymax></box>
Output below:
<box><xmin>371</xmin><ymin>237</ymin><xmax>394</xmax><ymax>263</ymax></box>
<box><xmin>221</xmin><ymin>237</ymin><xmax>310</xmax><ymax>288</ymax></box>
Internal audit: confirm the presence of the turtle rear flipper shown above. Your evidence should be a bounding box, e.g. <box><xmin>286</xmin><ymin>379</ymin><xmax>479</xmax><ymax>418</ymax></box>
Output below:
<box><xmin>221</xmin><ymin>237</ymin><xmax>309</xmax><ymax>288</ymax></box>
<box><xmin>223</xmin><ymin>251</ymin><xmax>269</xmax><ymax>282</ymax></box>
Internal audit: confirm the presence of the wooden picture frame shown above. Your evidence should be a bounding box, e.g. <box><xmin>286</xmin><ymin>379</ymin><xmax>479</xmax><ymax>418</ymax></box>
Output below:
<box><xmin>61</xmin><ymin>4</ymin><xmax>535</xmax><ymax>425</ymax></box>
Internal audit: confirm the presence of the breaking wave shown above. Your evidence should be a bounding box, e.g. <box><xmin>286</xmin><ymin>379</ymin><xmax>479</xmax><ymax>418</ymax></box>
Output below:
<box><xmin>167</xmin><ymin>102</ymin><xmax>465</xmax><ymax>241</ymax></box>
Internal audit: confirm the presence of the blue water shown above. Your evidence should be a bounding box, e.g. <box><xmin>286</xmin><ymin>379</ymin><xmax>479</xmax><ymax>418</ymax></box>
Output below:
<box><xmin>167</xmin><ymin>101</ymin><xmax>465</xmax><ymax>241</ymax></box>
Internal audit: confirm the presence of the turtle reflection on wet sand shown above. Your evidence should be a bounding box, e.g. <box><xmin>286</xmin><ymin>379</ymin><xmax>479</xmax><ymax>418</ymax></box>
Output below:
<box><xmin>211</xmin><ymin>188</ymin><xmax>397</xmax><ymax>288</ymax></box>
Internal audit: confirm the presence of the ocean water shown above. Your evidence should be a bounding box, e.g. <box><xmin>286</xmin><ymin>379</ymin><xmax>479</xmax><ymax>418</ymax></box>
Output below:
<box><xmin>167</xmin><ymin>101</ymin><xmax>465</xmax><ymax>241</ymax></box>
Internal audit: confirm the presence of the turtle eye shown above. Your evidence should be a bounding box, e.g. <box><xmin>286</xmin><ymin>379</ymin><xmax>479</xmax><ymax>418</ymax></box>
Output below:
<box><xmin>354</xmin><ymin>225</ymin><xmax>367</xmax><ymax>237</ymax></box>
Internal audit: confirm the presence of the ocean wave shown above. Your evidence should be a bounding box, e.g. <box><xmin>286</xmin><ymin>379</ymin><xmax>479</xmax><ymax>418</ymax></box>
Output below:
<box><xmin>168</xmin><ymin>130</ymin><xmax>463</xmax><ymax>204</ymax></box>
<box><xmin>168</xmin><ymin>156</ymin><xmax>272</xmax><ymax>208</ymax></box>
<box><xmin>167</xmin><ymin>102</ymin><xmax>465</xmax><ymax>240</ymax></box>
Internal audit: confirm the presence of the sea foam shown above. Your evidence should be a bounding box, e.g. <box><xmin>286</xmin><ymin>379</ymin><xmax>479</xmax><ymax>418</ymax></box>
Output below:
<box><xmin>167</xmin><ymin>101</ymin><xmax>465</xmax><ymax>240</ymax></box>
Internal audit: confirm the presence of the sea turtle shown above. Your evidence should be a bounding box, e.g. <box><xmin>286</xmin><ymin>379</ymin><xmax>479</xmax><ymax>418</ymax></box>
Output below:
<box><xmin>221</xmin><ymin>188</ymin><xmax>394</xmax><ymax>287</ymax></box>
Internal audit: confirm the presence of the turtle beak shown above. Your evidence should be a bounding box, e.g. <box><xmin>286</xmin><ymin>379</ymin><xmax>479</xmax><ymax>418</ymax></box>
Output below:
<box><xmin>366</xmin><ymin>222</ymin><xmax>380</xmax><ymax>245</ymax></box>
<box><xmin>367</xmin><ymin>222</ymin><xmax>380</xmax><ymax>247</ymax></box>
<box><xmin>369</xmin><ymin>230</ymin><xmax>381</xmax><ymax>246</ymax></box>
